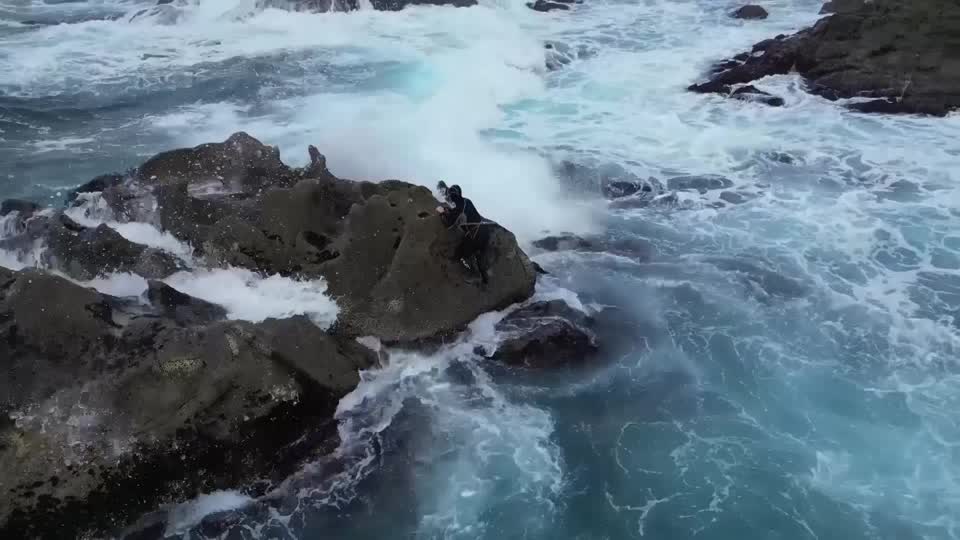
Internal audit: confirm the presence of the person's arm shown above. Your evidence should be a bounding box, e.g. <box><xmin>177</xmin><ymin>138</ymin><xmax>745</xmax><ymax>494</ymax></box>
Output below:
<box><xmin>439</xmin><ymin>201</ymin><xmax>462</xmax><ymax>227</ymax></box>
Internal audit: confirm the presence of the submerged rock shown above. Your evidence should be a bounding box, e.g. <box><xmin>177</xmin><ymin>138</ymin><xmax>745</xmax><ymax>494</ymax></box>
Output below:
<box><xmin>491</xmin><ymin>301</ymin><xmax>598</xmax><ymax>367</ymax></box>
<box><xmin>279</xmin><ymin>0</ymin><xmax>477</xmax><ymax>11</ymax></box>
<box><xmin>719</xmin><ymin>191</ymin><xmax>749</xmax><ymax>204</ymax></box>
<box><xmin>705</xmin><ymin>257</ymin><xmax>808</xmax><ymax>299</ymax></box>
<box><xmin>528</xmin><ymin>0</ymin><xmax>571</xmax><ymax>12</ymax></box>
<box><xmin>544</xmin><ymin>40</ymin><xmax>595</xmax><ymax>71</ymax></box>
<box><xmin>533</xmin><ymin>233</ymin><xmax>655</xmax><ymax>261</ymax></box>
<box><xmin>732</xmin><ymin>5</ymin><xmax>769</xmax><ymax>19</ymax></box>
<box><xmin>666</xmin><ymin>174</ymin><xmax>734</xmax><ymax>193</ymax></box>
<box><xmin>555</xmin><ymin>160</ymin><xmax>662</xmax><ymax>200</ymax></box>
<box><xmin>731</xmin><ymin>85</ymin><xmax>786</xmax><ymax>107</ymax></box>
<box><xmin>690</xmin><ymin>0</ymin><xmax>960</xmax><ymax>116</ymax></box>
<box><xmin>370</xmin><ymin>0</ymin><xmax>477</xmax><ymax>9</ymax></box>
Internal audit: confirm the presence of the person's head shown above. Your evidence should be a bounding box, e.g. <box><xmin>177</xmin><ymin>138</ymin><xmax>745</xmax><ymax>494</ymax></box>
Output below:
<box><xmin>447</xmin><ymin>184</ymin><xmax>463</xmax><ymax>204</ymax></box>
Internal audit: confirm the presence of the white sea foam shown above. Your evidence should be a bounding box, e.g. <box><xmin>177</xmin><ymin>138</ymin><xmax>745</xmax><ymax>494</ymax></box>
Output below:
<box><xmin>163</xmin><ymin>490</ymin><xmax>255</xmax><ymax>538</ymax></box>
<box><xmin>331</xmin><ymin>335</ymin><xmax>563</xmax><ymax>538</ymax></box>
<box><xmin>64</xmin><ymin>193</ymin><xmax>196</xmax><ymax>260</ymax></box>
<box><xmin>84</xmin><ymin>272</ymin><xmax>150</xmax><ymax>298</ymax></box>
<box><xmin>164</xmin><ymin>268</ymin><xmax>340</xmax><ymax>328</ymax></box>
<box><xmin>76</xmin><ymin>267</ymin><xmax>340</xmax><ymax>328</ymax></box>
<box><xmin>2</xmin><ymin>0</ymin><xmax>960</xmax><ymax>537</ymax></box>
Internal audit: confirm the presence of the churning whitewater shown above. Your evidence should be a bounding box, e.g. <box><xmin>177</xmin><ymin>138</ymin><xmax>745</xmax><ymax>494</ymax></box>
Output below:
<box><xmin>2</xmin><ymin>0</ymin><xmax>959</xmax><ymax>538</ymax></box>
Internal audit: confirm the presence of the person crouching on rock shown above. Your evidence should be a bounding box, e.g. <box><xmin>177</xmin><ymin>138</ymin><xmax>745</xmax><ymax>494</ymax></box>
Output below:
<box><xmin>436</xmin><ymin>182</ymin><xmax>492</xmax><ymax>285</ymax></box>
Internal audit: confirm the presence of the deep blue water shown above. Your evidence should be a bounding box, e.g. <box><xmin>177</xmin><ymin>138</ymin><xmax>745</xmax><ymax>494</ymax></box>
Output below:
<box><xmin>2</xmin><ymin>1</ymin><xmax>959</xmax><ymax>539</ymax></box>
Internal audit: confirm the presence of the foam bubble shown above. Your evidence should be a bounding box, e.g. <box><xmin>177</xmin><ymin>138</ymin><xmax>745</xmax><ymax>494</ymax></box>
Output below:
<box><xmin>65</xmin><ymin>194</ymin><xmax>195</xmax><ymax>260</ymax></box>
<box><xmin>111</xmin><ymin>222</ymin><xmax>195</xmax><ymax>260</ymax></box>
<box><xmin>164</xmin><ymin>268</ymin><xmax>340</xmax><ymax>328</ymax></box>
<box><xmin>164</xmin><ymin>490</ymin><xmax>255</xmax><ymax>538</ymax></box>
<box><xmin>73</xmin><ymin>266</ymin><xmax>339</xmax><ymax>329</ymax></box>
<box><xmin>84</xmin><ymin>272</ymin><xmax>149</xmax><ymax>299</ymax></box>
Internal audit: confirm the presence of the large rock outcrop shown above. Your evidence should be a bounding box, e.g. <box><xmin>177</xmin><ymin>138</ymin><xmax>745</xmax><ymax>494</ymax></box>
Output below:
<box><xmin>87</xmin><ymin>133</ymin><xmax>537</xmax><ymax>343</ymax></box>
<box><xmin>689</xmin><ymin>0</ymin><xmax>960</xmax><ymax>116</ymax></box>
<box><xmin>0</xmin><ymin>131</ymin><xmax>541</xmax><ymax>537</ymax></box>
<box><xmin>0</xmin><ymin>267</ymin><xmax>376</xmax><ymax>539</ymax></box>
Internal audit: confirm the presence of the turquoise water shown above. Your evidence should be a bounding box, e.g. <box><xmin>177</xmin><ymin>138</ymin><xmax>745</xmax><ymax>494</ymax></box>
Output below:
<box><xmin>2</xmin><ymin>0</ymin><xmax>959</xmax><ymax>538</ymax></box>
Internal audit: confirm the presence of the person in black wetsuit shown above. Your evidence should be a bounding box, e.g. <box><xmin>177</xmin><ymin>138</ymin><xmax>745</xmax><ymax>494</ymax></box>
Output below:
<box><xmin>436</xmin><ymin>183</ymin><xmax>492</xmax><ymax>285</ymax></box>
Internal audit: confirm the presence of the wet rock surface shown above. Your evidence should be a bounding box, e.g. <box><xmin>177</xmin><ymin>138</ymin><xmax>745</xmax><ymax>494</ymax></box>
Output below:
<box><xmin>732</xmin><ymin>5</ymin><xmax>768</xmax><ymax>20</ymax></box>
<box><xmin>490</xmin><ymin>301</ymin><xmax>599</xmax><ymax>367</ymax></box>
<box><xmin>282</xmin><ymin>0</ymin><xmax>477</xmax><ymax>11</ymax></box>
<box><xmin>690</xmin><ymin>0</ymin><xmax>960</xmax><ymax>116</ymax></box>
<box><xmin>533</xmin><ymin>233</ymin><xmax>655</xmax><ymax>261</ymax></box>
<box><xmin>730</xmin><ymin>85</ymin><xmax>786</xmax><ymax>107</ymax></box>
<box><xmin>0</xmin><ymin>266</ymin><xmax>377</xmax><ymax>539</ymax></box>
<box><xmin>45</xmin><ymin>214</ymin><xmax>182</xmax><ymax>280</ymax></box>
<box><xmin>528</xmin><ymin>0</ymin><xmax>571</xmax><ymax>12</ymax></box>
<box><xmin>0</xmin><ymin>132</ymin><xmax>540</xmax><ymax>538</ymax></box>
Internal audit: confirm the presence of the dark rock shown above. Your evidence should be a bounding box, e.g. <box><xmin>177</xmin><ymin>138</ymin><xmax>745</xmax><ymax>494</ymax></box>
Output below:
<box><xmin>319</xmin><ymin>182</ymin><xmax>537</xmax><ymax>342</ymax></box>
<box><xmin>9</xmin><ymin>131</ymin><xmax>538</xmax><ymax>343</ymax></box>
<box><xmin>302</xmin><ymin>144</ymin><xmax>336</xmax><ymax>181</ymax></box>
<box><xmin>146</xmin><ymin>281</ymin><xmax>227</xmax><ymax>325</ymax></box>
<box><xmin>533</xmin><ymin>234</ymin><xmax>596</xmax><ymax>252</ymax></box>
<box><xmin>544</xmin><ymin>40</ymin><xmax>595</xmax><ymax>71</ymax></box>
<box><xmin>282</xmin><ymin>0</ymin><xmax>476</xmax><ymax>11</ymax></box>
<box><xmin>66</xmin><ymin>174</ymin><xmax>125</xmax><ymax>204</ymax></box>
<box><xmin>0</xmin><ymin>199</ymin><xmax>40</xmax><ymax>218</ymax></box>
<box><xmin>732</xmin><ymin>5</ymin><xmax>769</xmax><ymax>19</ymax></box>
<box><xmin>528</xmin><ymin>0</ymin><xmax>570</xmax><ymax>12</ymax></box>
<box><xmin>608</xmin><ymin>190</ymin><xmax>679</xmax><ymax>210</ymax></box>
<box><xmin>0</xmin><ymin>268</ymin><xmax>121</xmax><ymax>404</ymax></box>
<box><xmin>691</xmin><ymin>0</ymin><xmax>960</xmax><ymax>116</ymax></box>
<box><xmin>45</xmin><ymin>215</ymin><xmax>181</xmax><ymax>280</ymax></box>
<box><xmin>136</xmin><ymin>132</ymin><xmax>295</xmax><ymax>191</ymax></box>
<box><xmin>731</xmin><ymin>85</ymin><xmax>786</xmax><ymax>107</ymax></box>
<box><xmin>93</xmin><ymin>134</ymin><xmax>539</xmax><ymax>343</ymax></box>
<box><xmin>820</xmin><ymin>0</ymin><xmax>865</xmax><ymax>14</ymax></box>
<box><xmin>369</xmin><ymin>0</ymin><xmax>476</xmax><ymax>9</ymax></box>
<box><xmin>603</xmin><ymin>180</ymin><xmax>658</xmax><ymax>199</ymax></box>
<box><xmin>666</xmin><ymin>175</ymin><xmax>734</xmax><ymax>193</ymax></box>
<box><xmin>491</xmin><ymin>301</ymin><xmax>598</xmax><ymax>367</ymax></box>
<box><xmin>0</xmin><ymin>267</ymin><xmax>376</xmax><ymax>539</ymax></box>
<box><xmin>688</xmin><ymin>36</ymin><xmax>802</xmax><ymax>95</ymax></box>
<box><xmin>847</xmin><ymin>97</ymin><xmax>913</xmax><ymax>114</ymax></box>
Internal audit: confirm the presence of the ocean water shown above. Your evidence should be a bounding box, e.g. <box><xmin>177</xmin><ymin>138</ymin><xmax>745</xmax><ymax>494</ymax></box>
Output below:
<box><xmin>2</xmin><ymin>0</ymin><xmax>960</xmax><ymax>539</ymax></box>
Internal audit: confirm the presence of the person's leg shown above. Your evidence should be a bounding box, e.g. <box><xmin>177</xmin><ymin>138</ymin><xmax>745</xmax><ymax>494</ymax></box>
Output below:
<box><xmin>474</xmin><ymin>248</ymin><xmax>489</xmax><ymax>284</ymax></box>
<box><xmin>453</xmin><ymin>238</ymin><xmax>468</xmax><ymax>261</ymax></box>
